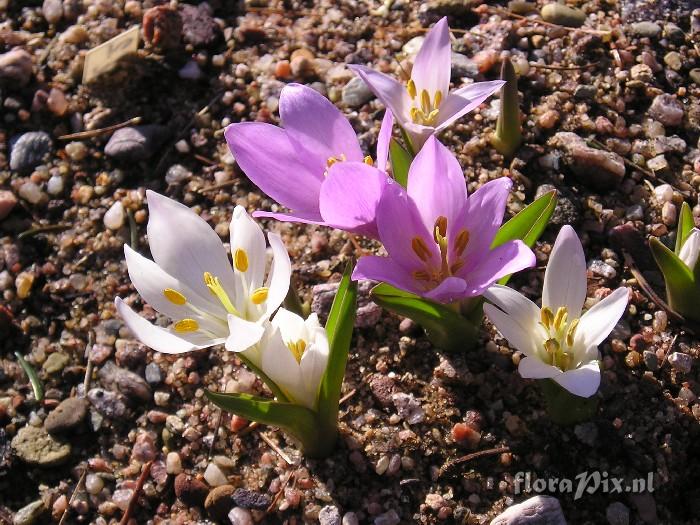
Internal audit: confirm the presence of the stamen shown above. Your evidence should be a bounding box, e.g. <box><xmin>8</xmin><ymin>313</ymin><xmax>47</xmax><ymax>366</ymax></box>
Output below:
<box><xmin>287</xmin><ymin>339</ymin><xmax>307</xmax><ymax>363</ymax></box>
<box><xmin>411</xmin><ymin>236</ymin><xmax>432</xmax><ymax>262</ymax></box>
<box><xmin>455</xmin><ymin>229</ymin><xmax>470</xmax><ymax>256</ymax></box>
<box><xmin>163</xmin><ymin>288</ymin><xmax>186</xmax><ymax>305</ymax></box>
<box><xmin>410</xmin><ymin>107</ymin><xmax>421</xmax><ymax>122</ymax></box>
<box><xmin>553</xmin><ymin>307</ymin><xmax>568</xmax><ymax>332</ymax></box>
<box><xmin>450</xmin><ymin>260</ymin><xmax>464</xmax><ymax>275</ymax></box>
<box><xmin>420</xmin><ymin>89</ymin><xmax>430</xmax><ymax>114</ymax></box>
<box><xmin>203</xmin><ymin>272</ymin><xmax>240</xmax><ymax>315</ymax></box>
<box><xmin>434</xmin><ymin>216</ymin><xmax>447</xmax><ymax>239</ymax></box>
<box><xmin>406</xmin><ymin>79</ymin><xmax>417</xmax><ymax>99</ymax></box>
<box><xmin>433</xmin><ymin>90</ymin><xmax>443</xmax><ymax>108</ymax></box>
<box><xmin>566</xmin><ymin>318</ymin><xmax>580</xmax><ymax>347</ymax></box>
<box><xmin>234</xmin><ymin>249</ymin><xmax>249</xmax><ymax>272</ymax></box>
<box><xmin>540</xmin><ymin>307</ymin><xmax>554</xmax><ymax>329</ymax></box>
<box><xmin>174</xmin><ymin>318</ymin><xmax>198</xmax><ymax>332</ymax></box>
<box><xmin>364</xmin><ymin>155</ymin><xmax>373</xmax><ymax>166</ymax></box>
<box><xmin>543</xmin><ymin>338</ymin><xmax>560</xmax><ymax>365</ymax></box>
<box><xmin>412</xmin><ymin>270</ymin><xmax>431</xmax><ymax>281</ymax></box>
<box><xmin>250</xmin><ymin>287</ymin><xmax>269</xmax><ymax>305</ymax></box>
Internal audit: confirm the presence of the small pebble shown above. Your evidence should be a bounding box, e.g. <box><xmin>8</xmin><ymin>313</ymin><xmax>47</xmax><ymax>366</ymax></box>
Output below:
<box><xmin>204</xmin><ymin>463</ymin><xmax>228</xmax><ymax>487</ymax></box>
<box><xmin>668</xmin><ymin>352</ymin><xmax>692</xmax><ymax>373</ymax></box>
<box><xmin>166</xmin><ymin>452</ymin><xmax>182</xmax><ymax>475</ymax></box>
<box><xmin>19</xmin><ymin>181</ymin><xmax>44</xmax><ymax>204</ymax></box>
<box><xmin>104</xmin><ymin>201</ymin><xmax>125</xmax><ymax>230</ymax></box>
<box><xmin>228</xmin><ymin>507</ymin><xmax>254</xmax><ymax>525</ymax></box>
<box><xmin>85</xmin><ymin>473</ymin><xmax>104</xmax><ymax>495</ymax></box>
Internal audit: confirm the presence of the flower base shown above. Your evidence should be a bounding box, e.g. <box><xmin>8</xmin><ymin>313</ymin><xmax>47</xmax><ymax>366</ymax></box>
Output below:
<box><xmin>538</xmin><ymin>379</ymin><xmax>599</xmax><ymax>425</ymax></box>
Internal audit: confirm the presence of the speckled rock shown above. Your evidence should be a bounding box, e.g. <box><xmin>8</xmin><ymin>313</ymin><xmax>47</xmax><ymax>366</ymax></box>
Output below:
<box><xmin>44</xmin><ymin>397</ymin><xmax>88</xmax><ymax>434</ymax></box>
<box><xmin>98</xmin><ymin>361</ymin><xmax>151</xmax><ymax>402</ymax></box>
<box><xmin>232</xmin><ymin>488</ymin><xmax>271</xmax><ymax>510</ymax></box>
<box><xmin>549</xmin><ymin>132</ymin><xmax>625</xmax><ymax>190</ymax></box>
<box><xmin>629</xmin><ymin>21</ymin><xmax>661</xmax><ymax>38</ymax></box>
<box><xmin>181</xmin><ymin>3</ymin><xmax>221</xmax><ymax>47</ymax></box>
<box><xmin>9</xmin><ymin>132</ymin><xmax>52</xmax><ymax>173</ymax></box>
<box><xmin>342</xmin><ymin>76</ymin><xmax>373</xmax><ymax>108</ymax></box>
<box><xmin>87</xmin><ymin>388</ymin><xmax>128</xmax><ymax>419</ymax></box>
<box><xmin>0</xmin><ymin>49</ymin><xmax>33</xmax><ymax>87</ymax></box>
<box><xmin>104</xmin><ymin>125</ymin><xmax>168</xmax><ymax>162</ymax></box>
<box><xmin>490</xmin><ymin>496</ymin><xmax>566</xmax><ymax>525</ymax></box>
<box><xmin>11</xmin><ymin>425</ymin><xmax>71</xmax><ymax>467</ymax></box>
<box><xmin>648</xmin><ymin>94</ymin><xmax>684</xmax><ymax>127</ymax></box>
<box><xmin>319</xmin><ymin>505</ymin><xmax>342</xmax><ymax>525</ymax></box>
<box><xmin>12</xmin><ymin>500</ymin><xmax>46</xmax><ymax>525</ymax></box>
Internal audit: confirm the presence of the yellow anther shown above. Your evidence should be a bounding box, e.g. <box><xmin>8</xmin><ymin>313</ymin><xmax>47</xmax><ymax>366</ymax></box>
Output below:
<box><xmin>204</xmin><ymin>272</ymin><xmax>240</xmax><ymax>315</ymax></box>
<box><xmin>426</xmin><ymin>109</ymin><xmax>440</xmax><ymax>123</ymax></box>
<box><xmin>455</xmin><ymin>229</ymin><xmax>470</xmax><ymax>256</ymax></box>
<box><xmin>406</xmin><ymin>79</ymin><xmax>417</xmax><ymax>99</ymax></box>
<box><xmin>544</xmin><ymin>338</ymin><xmax>560</xmax><ymax>356</ymax></box>
<box><xmin>411</xmin><ymin>236</ymin><xmax>432</xmax><ymax>262</ymax></box>
<box><xmin>250</xmin><ymin>287</ymin><xmax>269</xmax><ymax>305</ymax></box>
<box><xmin>174</xmin><ymin>318</ymin><xmax>199</xmax><ymax>332</ymax></box>
<box><xmin>433</xmin><ymin>90</ymin><xmax>443</xmax><ymax>108</ymax></box>
<box><xmin>540</xmin><ymin>307</ymin><xmax>554</xmax><ymax>329</ymax></box>
<box><xmin>434</xmin><ymin>216</ymin><xmax>448</xmax><ymax>239</ymax></box>
<box><xmin>287</xmin><ymin>339</ymin><xmax>307</xmax><ymax>363</ymax></box>
<box><xmin>412</xmin><ymin>270</ymin><xmax>431</xmax><ymax>281</ymax></box>
<box><xmin>326</xmin><ymin>153</ymin><xmax>347</xmax><ymax>168</ymax></box>
<box><xmin>450</xmin><ymin>260</ymin><xmax>465</xmax><ymax>275</ymax></box>
<box><xmin>566</xmin><ymin>318</ymin><xmax>580</xmax><ymax>347</ymax></box>
<box><xmin>420</xmin><ymin>89</ymin><xmax>431</xmax><ymax>113</ymax></box>
<box><xmin>364</xmin><ymin>155</ymin><xmax>374</xmax><ymax>166</ymax></box>
<box><xmin>410</xmin><ymin>107</ymin><xmax>421</xmax><ymax>122</ymax></box>
<box><xmin>234</xmin><ymin>249</ymin><xmax>249</xmax><ymax>272</ymax></box>
<box><xmin>553</xmin><ymin>307</ymin><xmax>568</xmax><ymax>331</ymax></box>
<box><xmin>163</xmin><ymin>288</ymin><xmax>186</xmax><ymax>305</ymax></box>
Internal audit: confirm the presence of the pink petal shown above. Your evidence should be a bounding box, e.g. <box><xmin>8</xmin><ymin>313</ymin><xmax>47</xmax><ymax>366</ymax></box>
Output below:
<box><xmin>435</xmin><ymin>80</ymin><xmax>505</xmax><ymax>131</ymax></box>
<box><xmin>376</xmin><ymin>109</ymin><xmax>394</xmax><ymax>172</ymax></box>
<box><xmin>411</xmin><ymin>17</ymin><xmax>451</xmax><ymax>99</ymax></box>
<box><xmin>462</xmin><ymin>240</ymin><xmax>535</xmax><ymax>296</ymax></box>
<box><xmin>352</xmin><ymin>255</ymin><xmax>418</xmax><ymax>294</ymax></box>
<box><xmin>348</xmin><ymin>65</ymin><xmax>410</xmax><ymax>124</ymax></box>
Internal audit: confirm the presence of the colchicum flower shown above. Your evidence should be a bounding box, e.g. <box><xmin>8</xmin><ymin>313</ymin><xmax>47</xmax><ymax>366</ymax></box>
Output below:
<box><xmin>678</xmin><ymin>227</ymin><xmax>700</xmax><ymax>271</ymax></box>
<box><xmin>115</xmin><ymin>191</ymin><xmax>291</xmax><ymax>356</ymax></box>
<box><xmin>225</xmin><ymin>83</ymin><xmax>393</xmax><ymax>238</ymax></box>
<box><xmin>349</xmin><ymin>17</ymin><xmax>504</xmax><ymax>151</ymax></box>
<box><xmin>259</xmin><ymin>308</ymin><xmax>329</xmax><ymax>410</ymax></box>
<box><xmin>352</xmin><ymin>136</ymin><xmax>535</xmax><ymax>303</ymax></box>
<box><xmin>483</xmin><ymin>225</ymin><xmax>629</xmax><ymax>398</ymax></box>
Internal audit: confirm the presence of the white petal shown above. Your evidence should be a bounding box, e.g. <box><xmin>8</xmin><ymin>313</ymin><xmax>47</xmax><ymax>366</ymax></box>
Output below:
<box><xmin>483</xmin><ymin>303</ymin><xmax>539</xmax><ymax>356</ymax></box>
<box><xmin>231</xmin><ymin>206</ymin><xmax>267</xmax><ymax>293</ymax></box>
<box><xmin>576</xmin><ymin>287</ymin><xmax>629</xmax><ymax>349</ymax></box>
<box><xmin>224</xmin><ymin>315</ymin><xmax>265</xmax><ymax>354</ymax></box>
<box><xmin>260</xmin><ymin>325</ymin><xmax>304</xmax><ymax>402</ymax></box>
<box><xmin>145</xmin><ymin>190</ymin><xmax>237</xmax><ymax>300</ymax></box>
<box><xmin>679</xmin><ymin>228</ymin><xmax>700</xmax><ymax>270</ymax></box>
<box><xmin>262</xmin><ymin>233</ymin><xmax>292</xmax><ymax>321</ymax></box>
<box><xmin>517</xmin><ymin>356</ymin><xmax>560</xmax><ymax>379</ymax></box>
<box><xmin>484</xmin><ymin>284</ymin><xmax>541</xmax><ymax>329</ymax></box>
<box><xmin>298</xmin><ymin>337</ymin><xmax>329</xmax><ymax>410</ymax></box>
<box><xmin>272</xmin><ymin>307</ymin><xmax>307</xmax><ymax>340</ymax></box>
<box><xmin>543</xmin><ymin>225</ymin><xmax>587</xmax><ymax>317</ymax></box>
<box><xmin>553</xmin><ymin>362</ymin><xmax>600</xmax><ymax>398</ymax></box>
<box><xmin>115</xmin><ymin>297</ymin><xmax>220</xmax><ymax>354</ymax></box>
<box><xmin>124</xmin><ymin>245</ymin><xmax>227</xmax><ymax>329</ymax></box>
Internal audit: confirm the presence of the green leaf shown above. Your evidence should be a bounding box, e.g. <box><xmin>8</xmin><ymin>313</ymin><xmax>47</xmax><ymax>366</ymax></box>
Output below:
<box><xmin>675</xmin><ymin>201</ymin><xmax>695</xmax><ymax>255</ymax></box>
<box><xmin>15</xmin><ymin>352</ymin><xmax>44</xmax><ymax>402</ymax></box>
<box><xmin>316</xmin><ymin>261</ymin><xmax>358</xmax><ymax>442</ymax></box>
<box><xmin>650</xmin><ymin>237</ymin><xmax>700</xmax><ymax>320</ymax></box>
<box><xmin>205</xmin><ymin>390</ymin><xmax>318</xmax><ymax>443</ymax></box>
<box><xmin>370</xmin><ymin>283</ymin><xmax>479</xmax><ymax>352</ymax></box>
<box><xmin>490</xmin><ymin>58</ymin><xmax>522</xmax><ymax>158</ymax></box>
<box><xmin>389</xmin><ymin>138</ymin><xmax>412</xmax><ymax>188</ymax></box>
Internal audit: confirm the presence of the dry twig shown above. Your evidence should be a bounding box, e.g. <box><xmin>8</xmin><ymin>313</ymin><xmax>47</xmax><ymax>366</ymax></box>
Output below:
<box><xmin>58</xmin><ymin>468</ymin><xmax>87</xmax><ymax>525</ymax></box>
<box><xmin>57</xmin><ymin>117</ymin><xmax>142</xmax><ymax>140</ymax></box>
<box><xmin>439</xmin><ymin>446</ymin><xmax>510</xmax><ymax>477</ymax></box>
<box><xmin>259</xmin><ymin>432</ymin><xmax>293</xmax><ymax>465</ymax></box>
<box><xmin>119</xmin><ymin>460</ymin><xmax>153</xmax><ymax>525</ymax></box>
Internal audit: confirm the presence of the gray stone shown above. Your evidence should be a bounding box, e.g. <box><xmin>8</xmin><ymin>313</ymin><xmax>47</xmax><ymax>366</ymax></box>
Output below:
<box><xmin>11</xmin><ymin>425</ymin><xmax>71</xmax><ymax>467</ymax></box>
<box><xmin>312</xmin><ymin>280</ymin><xmax>378</xmax><ymax>328</ymax></box>
<box><xmin>490</xmin><ymin>496</ymin><xmax>566</xmax><ymax>525</ymax></box>
<box><xmin>181</xmin><ymin>3</ymin><xmax>222</xmax><ymax>48</ymax></box>
<box><xmin>42</xmin><ymin>352</ymin><xmax>69</xmax><ymax>374</ymax></box>
<box><xmin>145</xmin><ymin>362</ymin><xmax>163</xmax><ymax>384</ymax></box>
<box><xmin>12</xmin><ymin>500</ymin><xmax>45</xmax><ymax>525</ymax></box>
<box><xmin>342</xmin><ymin>77</ymin><xmax>373</xmax><ymax>108</ymax></box>
<box><xmin>42</xmin><ymin>0</ymin><xmax>63</xmax><ymax>24</ymax></box>
<box><xmin>0</xmin><ymin>49</ymin><xmax>33</xmax><ymax>87</ymax></box>
<box><xmin>643</xmin><ymin>350</ymin><xmax>659</xmax><ymax>371</ymax></box>
<box><xmin>232</xmin><ymin>488</ymin><xmax>271</xmax><ymax>510</ymax></box>
<box><xmin>87</xmin><ymin>387</ymin><xmax>128</xmax><ymax>419</ymax></box>
<box><xmin>374</xmin><ymin>510</ymin><xmax>400</xmax><ymax>525</ymax></box>
<box><xmin>573</xmin><ymin>84</ymin><xmax>596</xmax><ymax>100</ymax></box>
<box><xmin>98</xmin><ymin>361</ymin><xmax>151</xmax><ymax>401</ymax></box>
<box><xmin>629</xmin><ymin>21</ymin><xmax>661</xmax><ymax>38</ymax></box>
<box><xmin>668</xmin><ymin>351</ymin><xmax>692</xmax><ymax>373</ymax></box>
<box><xmin>44</xmin><ymin>397</ymin><xmax>88</xmax><ymax>434</ymax></box>
<box><xmin>9</xmin><ymin>132</ymin><xmax>52</xmax><ymax>173</ymax></box>
<box><xmin>0</xmin><ymin>191</ymin><xmax>17</xmax><ymax>221</ymax></box>
<box><xmin>549</xmin><ymin>132</ymin><xmax>625</xmax><ymax>190</ymax></box>
<box><xmin>392</xmin><ymin>392</ymin><xmax>425</xmax><ymax>424</ymax></box>
<box><xmin>606</xmin><ymin>502</ymin><xmax>630</xmax><ymax>525</ymax></box>
<box><xmin>104</xmin><ymin>125</ymin><xmax>167</xmax><ymax>162</ymax></box>
<box><xmin>451</xmin><ymin>53</ymin><xmax>478</xmax><ymax>79</ymax></box>
<box><xmin>319</xmin><ymin>505</ymin><xmax>342</xmax><ymax>525</ymax></box>
<box><xmin>541</xmin><ymin>3</ymin><xmax>585</xmax><ymax>27</ymax></box>
<box><xmin>648</xmin><ymin>94</ymin><xmax>684</xmax><ymax>127</ymax></box>
<box><xmin>228</xmin><ymin>507</ymin><xmax>254</xmax><ymax>525</ymax></box>
<box><xmin>535</xmin><ymin>184</ymin><xmax>580</xmax><ymax>226</ymax></box>
<box><xmin>165</xmin><ymin>164</ymin><xmax>192</xmax><ymax>184</ymax></box>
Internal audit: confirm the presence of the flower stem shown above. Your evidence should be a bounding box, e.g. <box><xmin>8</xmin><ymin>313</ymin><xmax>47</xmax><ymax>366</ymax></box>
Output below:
<box><xmin>538</xmin><ymin>378</ymin><xmax>598</xmax><ymax>425</ymax></box>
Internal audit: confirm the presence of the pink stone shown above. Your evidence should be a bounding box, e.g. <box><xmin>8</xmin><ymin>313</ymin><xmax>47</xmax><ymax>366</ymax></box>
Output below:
<box><xmin>0</xmin><ymin>190</ymin><xmax>17</xmax><ymax>221</ymax></box>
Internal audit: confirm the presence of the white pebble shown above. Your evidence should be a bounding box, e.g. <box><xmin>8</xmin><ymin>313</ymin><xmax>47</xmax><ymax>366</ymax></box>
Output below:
<box><xmin>228</xmin><ymin>507</ymin><xmax>253</xmax><ymax>525</ymax></box>
<box><xmin>103</xmin><ymin>201</ymin><xmax>125</xmax><ymax>230</ymax></box>
<box><xmin>662</xmin><ymin>201</ymin><xmax>677</xmax><ymax>226</ymax></box>
<box><xmin>47</xmin><ymin>175</ymin><xmax>64</xmax><ymax>195</ymax></box>
<box><xmin>65</xmin><ymin>141</ymin><xmax>87</xmax><ymax>161</ymax></box>
<box><xmin>18</xmin><ymin>181</ymin><xmax>43</xmax><ymax>204</ymax></box>
<box><xmin>653</xmin><ymin>183</ymin><xmax>673</xmax><ymax>203</ymax></box>
<box><xmin>166</xmin><ymin>452</ymin><xmax>182</xmax><ymax>475</ymax></box>
<box><xmin>85</xmin><ymin>473</ymin><xmax>104</xmax><ymax>495</ymax></box>
<box><xmin>204</xmin><ymin>463</ymin><xmax>228</xmax><ymax>487</ymax></box>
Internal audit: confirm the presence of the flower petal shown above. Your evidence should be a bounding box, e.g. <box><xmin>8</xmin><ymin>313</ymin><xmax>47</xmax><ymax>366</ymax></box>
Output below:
<box><xmin>462</xmin><ymin>240</ymin><xmax>536</xmax><ymax>296</ymax></box>
<box><xmin>483</xmin><ymin>303</ymin><xmax>539</xmax><ymax>356</ymax></box>
<box><xmin>553</xmin><ymin>362</ymin><xmax>601</xmax><ymax>398</ymax></box>
<box><xmin>517</xmin><ymin>356</ymin><xmax>561</xmax><ymax>379</ymax></box>
<box><xmin>263</xmin><ymin>232</ymin><xmax>292</xmax><ymax>320</ymax></box>
<box><xmin>348</xmin><ymin>65</ymin><xmax>410</xmax><ymax>123</ymax></box>
<box><xmin>253</xmin><ymin>210</ymin><xmax>325</xmax><ymax>224</ymax></box>
<box><xmin>483</xmin><ymin>284</ymin><xmax>541</xmax><ymax>330</ymax></box>
<box><xmin>320</xmin><ymin>162</ymin><xmax>388</xmax><ymax>238</ymax></box>
<box><xmin>115</xmin><ymin>297</ymin><xmax>220</xmax><ymax>354</ymax></box>
<box><xmin>280</xmin><ymin>83</ymin><xmax>364</xmax><ymax>167</ymax></box>
<box><xmin>352</xmin><ymin>255</ymin><xmax>418</xmax><ymax>294</ymax></box>
<box><xmin>225</xmin><ymin>122</ymin><xmax>322</xmax><ymax>215</ymax></box>
<box><xmin>231</xmin><ymin>206</ymin><xmax>267</xmax><ymax>293</ymax></box>
<box><xmin>423</xmin><ymin>276</ymin><xmax>468</xmax><ymax>303</ymax></box>
<box><xmin>434</xmin><ymin>80</ymin><xmax>505</xmax><ymax>131</ymax></box>
<box><xmin>260</xmin><ymin>324</ymin><xmax>303</xmax><ymax>401</ymax></box>
<box><xmin>411</xmin><ymin>17</ymin><xmax>451</xmax><ymax>98</ymax></box>
<box><xmin>407</xmin><ymin>136</ymin><xmax>467</xmax><ymax>236</ymax></box>
<box><xmin>576</xmin><ymin>287</ymin><xmax>629</xmax><ymax>349</ymax></box>
<box><xmin>224</xmin><ymin>315</ymin><xmax>265</xmax><ymax>354</ymax></box>
<box><xmin>460</xmin><ymin>178</ymin><xmax>512</xmax><ymax>269</ymax></box>
<box><xmin>376</xmin><ymin>109</ymin><xmax>393</xmax><ymax>172</ymax></box>
<box><xmin>679</xmin><ymin>228</ymin><xmax>700</xmax><ymax>270</ymax></box>
<box><xmin>145</xmin><ymin>190</ymin><xmax>237</xmax><ymax>299</ymax></box>
<box><xmin>542</xmin><ymin>225</ymin><xmax>587</xmax><ymax>317</ymax></box>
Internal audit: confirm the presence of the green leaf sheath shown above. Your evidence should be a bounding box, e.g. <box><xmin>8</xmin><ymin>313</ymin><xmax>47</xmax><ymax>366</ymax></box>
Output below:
<box><xmin>389</xmin><ymin>138</ymin><xmax>412</xmax><ymax>188</ymax></box>
<box><xmin>649</xmin><ymin>237</ymin><xmax>700</xmax><ymax>321</ymax></box>
<box><xmin>675</xmin><ymin>201</ymin><xmax>695</xmax><ymax>255</ymax></box>
<box><xmin>490</xmin><ymin>58</ymin><xmax>522</xmax><ymax>158</ymax></box>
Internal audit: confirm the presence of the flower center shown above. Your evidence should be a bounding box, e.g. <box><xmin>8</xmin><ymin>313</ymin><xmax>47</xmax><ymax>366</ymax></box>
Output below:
<box><xmin>406</xmin><ymin>79</ymin><xmax>442</xmax><ymax>126</ymax></box>
<box><xmin>410</xmin><ymin>216</ymin><xmax>470</xmax><ymax>287</ymax></box>
<box><xmin>204</xmin><ymin>271</ymin><xmax>240</xmax><ymax>316</ymax></box>
<box><xmin>287</xmin><ymin>339</ymin><xmax>307</xmax><ymax>363</ymax></box>
<box><xmin>539</xmin><ymin>306</ymin><xmax>580</xmax><ymax>371</ymax></box>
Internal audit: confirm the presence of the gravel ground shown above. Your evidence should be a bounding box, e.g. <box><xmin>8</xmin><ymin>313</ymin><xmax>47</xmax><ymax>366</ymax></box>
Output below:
<box><xmin>1</xmin><ymin>0</ymin><xmax>700</xmax><ymax>524</ymax></box>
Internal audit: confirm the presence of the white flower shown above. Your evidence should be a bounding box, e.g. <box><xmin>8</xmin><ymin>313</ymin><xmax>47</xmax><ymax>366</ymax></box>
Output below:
<box><xmin>115</xmin><ymin>190</ymin><xmax>291</xmax><ymax>356</ymax></box>
<box><xmin>259</xmin><ymin>308</ymin><xmax>329</xmax><ymax>410</ymax></box>
<box><xmin>679</xmin><ymin>228</ymin><xmax>700</xmax><ymax>271</ymax></box>
<box><xmin>483</xmin><ymin>225</ymin><xmax>629</xmax><ymax>398</ymax></box>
